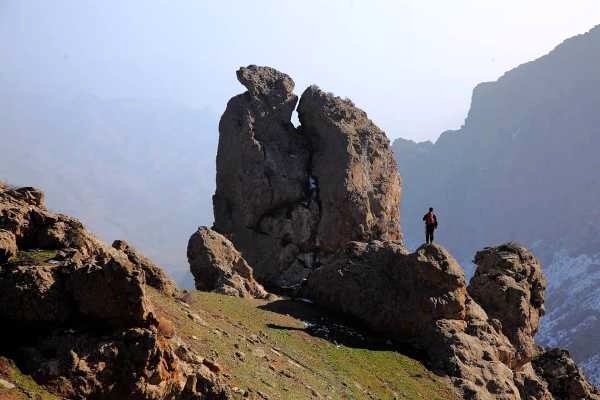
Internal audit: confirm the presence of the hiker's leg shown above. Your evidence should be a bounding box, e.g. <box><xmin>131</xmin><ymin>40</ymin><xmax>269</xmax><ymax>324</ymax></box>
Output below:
<box><xmin>430</xmin><ymin>228</ymin><xmax>434</xmax><ymax>243</ymax></box>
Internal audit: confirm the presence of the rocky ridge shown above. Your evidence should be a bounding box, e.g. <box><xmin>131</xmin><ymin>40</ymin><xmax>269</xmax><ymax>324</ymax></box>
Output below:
<box><xmin>201</xmin><ymin>66</ymin><xmax>600</xmax><ymax>399</ymax></box>
<box><xmin>0</xmin><ymin>182</ymin><xmax>229</xmax><ymax>399</ymax></box>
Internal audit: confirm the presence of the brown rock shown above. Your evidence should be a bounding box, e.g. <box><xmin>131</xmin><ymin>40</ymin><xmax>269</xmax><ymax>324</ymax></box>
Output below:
<box><xmin>211</xmin><ymin>66</ymin><xmax>403</xmax><ymax>289</ymax></box>
<box><xmin>0</xmin><ymin>264</ymin><xmax>71</xmax><ymax>325</ymax></box>
<box><xmin>513</xmin><ymin>362</ymin><xmax>553</xmax><ymax>400</ymax></box>
<box><xmin>304</xmin><ymin>242</ymin><xmax>466</xmax><ymax>337</ymax></box>
<box><xmin>112</xmin><ymin>239</ymin><xmax>177</xmax><ymax>296</ymax></box>
<box><xmin>533</xmin><ymin>348</ymin><xmax>600</xmax><ymax>400</ymax></box>
<box><xmin>468</xmin><ymin>242</ymin><xmax>546</xmax><ymax>366</ymax></box>
<box><xmin>187</xmin><ymin>227</ymin><xmax>269</xmax><ymax>299</ymax></box>
<box><xmin>0</xmin><ymin>229</ymin><xmax>17</xmax><ymax>263</ymax></box>
<box><xmin>297</xmin><ymin>85</ymin><xmax>402</xmax><ymax>252</ymax></box>
<box><xmin>67</xmin><ymin>254</ymin><xmax>154</xmax><ymax>328</ymax></box>
<box><xmin>212</xmin><ymin>65</ymin><xmax>314</xmax><ymax>288</ymax></box>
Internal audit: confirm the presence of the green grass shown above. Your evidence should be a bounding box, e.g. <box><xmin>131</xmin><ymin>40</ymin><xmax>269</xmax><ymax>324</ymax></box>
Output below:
<box><xmin>0</xmin><ymin>357</ymin><xmax>61</xmax><ymax>400</ymax></box>
<box><xmin>150</xmin><ymin>289</ymin><xmax>457</xmax><ymax>400</ymax></box>
<box><xmin>7</xmin><ymin>249</ymin><xmax>58</xmax><ymax>266</ymax></box>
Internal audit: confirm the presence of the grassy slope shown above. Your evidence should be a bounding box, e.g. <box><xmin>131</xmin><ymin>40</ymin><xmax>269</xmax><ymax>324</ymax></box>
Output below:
<box><xmin>150</xmin><ymin>289</ymin><xmax>457</xmax><ymax>400</ymax></box>
<box><xmin>0</xmin><ymin>357</ymin><xmax>60</xmax><ymax>400</ymax></box>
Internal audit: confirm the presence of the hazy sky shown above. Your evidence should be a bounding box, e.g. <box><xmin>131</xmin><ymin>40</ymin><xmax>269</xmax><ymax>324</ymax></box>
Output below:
<box><xmin>2</xmin><ymin>1</ymin><xmax>599</xmax><ymax>141</ymax></box>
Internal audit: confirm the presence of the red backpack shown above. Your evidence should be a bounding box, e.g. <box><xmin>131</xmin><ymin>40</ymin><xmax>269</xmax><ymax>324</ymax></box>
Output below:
<box><xmin>426</xmin><ymin>212</ymin><xmax>436</xmax><ymax>225</ymax></box>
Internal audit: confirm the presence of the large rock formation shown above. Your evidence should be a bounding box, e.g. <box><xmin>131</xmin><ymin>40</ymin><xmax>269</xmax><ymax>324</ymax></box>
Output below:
<box><xmin>0</xmin><ymin>184</ymin><xmax>229</xmax><ymax>399</ymax></box>
<box><xmin>297</xmin><ymin>85</ymin><xmax>402</xmax><ymax>252</ymax></box>
<box><xmin>469</xmin><ymin>243</ymin><xmax>546</xmax><ymax>366</ymax></box>
<box><xmin>212</xmin><ymin>65</ymin><xmax>316</xmax><ymax>288</ymax></box>
<box><xmin>187</xmin><ymin>227</ymin><xmax>269</xmax><ymax>299</ymax></box>
<box><xmin>210</xmin><ymin>65</ymin><xmax>402</xmax><ymax>288</ymax></box>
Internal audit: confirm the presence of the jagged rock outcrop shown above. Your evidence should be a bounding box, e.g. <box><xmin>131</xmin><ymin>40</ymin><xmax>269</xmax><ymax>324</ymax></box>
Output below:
<box><xmin>468</xmin><ymin>243</ymin><xmax>546</xmax><ymax>366</ymax></box>
<box><xmin>533</xmin><ymin>348</ymin><xmax>600</xmax><ymax>400</ymax></box>
<box><xmin>210</xmin><ymin>65</ymin><xmax>402</xmax><ymax>289</ymax></box>
<box><xmin>0</xmin><ymin>184</ymin><xmax>228</xmax><ymax>399</ymax></box>
<box><xmin>113</xmin><ymin>239</ymin><xmax>177</xmax><ymax>296</ymax></box>
<box><xmin>187</xmin><ymin>227</ymin><xmax>269</xmax><ymax>299</ymax></box>
<box><xmin>0</xmin><ymin>229</ymin><xmax>16</xmax><ymax>263</ymax></box>
<box><xmin>304</xmin><ymin>242</ymin><xmax>465</xmax><ymax>336</ymax></box>
<box><xmin>297</xmin><ymin>85</ymin><xmax>402</xmax><ymax>252</ymax></box>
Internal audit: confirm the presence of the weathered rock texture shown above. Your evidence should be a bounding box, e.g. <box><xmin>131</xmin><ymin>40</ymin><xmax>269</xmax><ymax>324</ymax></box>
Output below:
<box><xmin>210</xmin><ymin>65</ymin><xmax>401</xmax><ymax>288</ymax></box>
<box><xmin>304</xmin><ymin>240</ymin><xmax>598</xmax><ymax>399</ymax></box>
<box><xmin>0</xmin><ymin>229</ymin><xmax>16</xmax><ymax>263</ymax></box>
<box><xmin>0</xmin><ymin>184</ymin><xmax>229</xmax><ymax>399</ymax></box>
<box><xmin>297</xmin><ymin>85</ymin><xmax>402</xmax><ymax>252</ymax></box>
<box><xmin>533</xmin><ymin>348</ymin><xmax>600</xmax><ymax>400</ymax></box>
<box><xmin>187</xmin><ymin>227</ymin><xmax>269</xmax><ymax>299</ymax></box>
<box><xmin>469</xmin><ymin>243</ymin><xmax>546</xmax><ymax>367</ymax></box>
<box><xmin>304</xmin><ymin>242</ymin><xmax>465</xmax><ymax>336</ymax></box>
<box><xmin>113</xmin><ymin>239</ymin><xmax>178</xmax><ymax>296</ymax></box>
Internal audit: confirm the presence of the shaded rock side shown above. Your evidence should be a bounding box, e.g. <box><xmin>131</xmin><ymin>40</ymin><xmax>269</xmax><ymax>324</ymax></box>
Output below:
<box><xmin>212</xmin><ymin>65</ymin><xmax>318</xmax><ymax>287</ymax></box>
<box><xmin>187</xmin><ymin>227</ymin><xmax>269</xmax><ymax>299</ymax></box>
<box><xmin>297</xmin><ymin>85</ymin><xmax>402</xmax><ymax>252</ymax></box>
<box><xmin>304</xmin><ymin>242</ymin><xmax>466</xmax><ymax>337</ymax></box>
<box><xmin>533</xmin><ymin>348</ymin><xmax>600</xmax><ymax>400</ymax></box>
<box><xmin>113</xmin><ymin>239</ymin><xmax>178</xmax><ymax>296</ymax></box>
<box><xmin>468</xmin><ymin>242</ymin><xmax>546</xmax><ymax>366</ymax></box>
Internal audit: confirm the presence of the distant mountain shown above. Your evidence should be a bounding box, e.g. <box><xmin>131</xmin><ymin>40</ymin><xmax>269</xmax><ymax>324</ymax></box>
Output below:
<box><xmin>0</xmin><ymin>89</ymin><xmax>218</xmax><ymax>285</ymax></box>
<box><xmin>393</xmin><ymin>24</ymin><xmax>600</xmax><ymax>384</ymax></box>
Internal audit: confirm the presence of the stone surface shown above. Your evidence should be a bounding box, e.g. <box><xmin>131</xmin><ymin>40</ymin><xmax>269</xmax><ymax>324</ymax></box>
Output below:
<box><xmin>533</xmin><ymin>348</ymin><xmax>600</xmax><ymax>400</ymax></box>
<box><xmin>0</xmin><ymin>229</ymin><xmax>16</xmax><ymax>263</ymax></box>
<box><xmin>210</xmin><ymin>66</ymin><xmax>403</xmax><ymax>289</ymax></box>
<box><xmin>304</xmin><ymin>242</ymin><xmax>465</xmax><ymax>337</ymax></box>
<box><xmin>67</xmin><ymin>254</ymin><xmax>154</xmax><ymax>328</ymax></box>
<box><xmin>212</xmin><ymin>65</ymin><xmax>316</xmax><ymax>288</ymax></box>
<box><xmin>113</xmin><ymin>239</ymin><xmax>177</xmax><ymax>296</ymax></box>
<box><xmin>187</xmin><ymin>227</ymin><xmax>269</xmax><ymax>299</ymax></box>
<box><xmin>297</xmin><ymin>85</ymin><xmax>402</xmax><ymax>253</ymax></box>
<box><xmin>469</xmin><ymin>242</ymin><xmax>546</xmax><ymax>366</ymax></box>
<box><xmin>0</xmin><ymin>184</ymin><xmax>230</xmax><ymax>399</ymax></box>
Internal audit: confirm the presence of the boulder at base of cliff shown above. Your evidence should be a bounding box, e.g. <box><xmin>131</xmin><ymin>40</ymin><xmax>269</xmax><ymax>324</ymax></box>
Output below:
<box><xmin>468</xmin><ymin>242</ymin><xmax>546</xmax><ymax>366</ymax></box>
<box><xmin>113</xmin><ymin>239</ymin><xmax>178</xmax><ymax>296</ymax></box>
<box><xmin>187</xmin><ymin>227</ymin><xmax>269</xmax><ymax>299</ymax></box>
<box><xmin>533</xmin><ymin>348</ymin><xmax>600</xmax><ymax>400</ymax></box>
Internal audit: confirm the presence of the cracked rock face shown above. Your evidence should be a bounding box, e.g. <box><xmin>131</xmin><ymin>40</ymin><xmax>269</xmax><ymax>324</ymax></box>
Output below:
<box><xmin>468</xmin><ymin>242</ymin><xmax>546</xmax><ymax>367</ymax></box>
<box><xmin>297</xmin><ymin>85</ymin><xmax>402</xmax><ymax>253</ymax></box>
<box><xmin>211</xmin><ymin>66</ymin><xmax>402</xmax><ymax>288</ymax></box>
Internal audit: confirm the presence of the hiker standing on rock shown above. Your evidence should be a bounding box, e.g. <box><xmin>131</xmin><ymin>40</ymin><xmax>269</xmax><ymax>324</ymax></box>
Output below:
<box><xmin>423</xmin><ymin>207</ymin><xmax>438</xmax><ymax>245</ymax></box>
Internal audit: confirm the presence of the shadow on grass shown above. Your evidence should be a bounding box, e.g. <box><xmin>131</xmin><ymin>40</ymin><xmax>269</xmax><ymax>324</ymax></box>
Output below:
<box><xmin>259</xmin><ymin>299</ymin><xmax>427</xmax><ymax>360</ymax></box>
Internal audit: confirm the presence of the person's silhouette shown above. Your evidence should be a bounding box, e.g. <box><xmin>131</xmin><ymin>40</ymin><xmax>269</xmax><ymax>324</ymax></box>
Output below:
<box><xmin>423</xmin><ymin>207</ymin><xmax>438</xmax><ymax>244</ymax></box>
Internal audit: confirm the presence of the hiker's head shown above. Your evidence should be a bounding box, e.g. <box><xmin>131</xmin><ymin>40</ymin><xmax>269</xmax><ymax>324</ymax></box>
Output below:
<box><xmin>429</xmin><ymin>207</ymin><xmax>434</xmax><ymax>212</ymax></box>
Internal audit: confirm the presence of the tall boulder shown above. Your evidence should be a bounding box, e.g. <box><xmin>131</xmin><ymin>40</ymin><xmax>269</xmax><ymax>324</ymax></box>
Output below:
<box><xmin>468</xmin><ymin>242</ymin><xmax>546</xmax><ymax>366</ymax></box>
<box><xmin>212</xmin><ymin>65</ymin><xmax>317</xmax><ymax>287</ymax></box>
<box><xmin>187</xmin><ymin>227</ymin><xmax>269</xmax><ymax>299</ymax></box>
<box><xmin>297</xmin><ymin>85</ymin><xmax>402</xmax><ymax>252</ymax></box>
<box><xmin>210</xmin><ymin>66</ymin><xmax>403</xmax><ymax>289</ymax></box>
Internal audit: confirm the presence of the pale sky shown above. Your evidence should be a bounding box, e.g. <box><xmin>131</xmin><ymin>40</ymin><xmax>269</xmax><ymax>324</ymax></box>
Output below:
<box><xmin>2</xmin><ymin>1</ymin><xmax>599</xmax><ymax>141</ymax></box>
